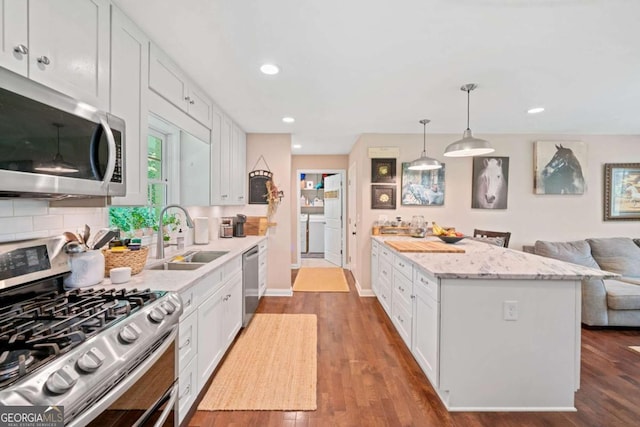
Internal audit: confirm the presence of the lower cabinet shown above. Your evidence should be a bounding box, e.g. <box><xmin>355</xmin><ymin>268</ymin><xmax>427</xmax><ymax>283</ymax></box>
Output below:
<box><xmin>371</xmin><ymin>241</ymin><xmax>379</xmax><ymax>296</ymax></box>
<box><xmin>258</xmin><ymin>240</ymin><xmax>268</xmax><ymax>298</ymax></box>
<box><xmin>412</xmin><ymin>271</ymin><xmax>440</xmax><ymax>387</ymax></box>
<box><xmin>177</xmin><ymin>254</ymin><xmax>244</xmax><ymax>422</ymax></box>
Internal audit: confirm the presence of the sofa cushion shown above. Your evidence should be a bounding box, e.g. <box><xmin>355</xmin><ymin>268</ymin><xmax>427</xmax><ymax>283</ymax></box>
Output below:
<box><xmin>634</xmin><ymin>238</ymin><xmax>640</xmax><ymax>249</ymax></box>
<box><xmin>587</xmin><ymin>238</ymin><xmax>640</xmax><ymax>278</ymax></box>
<box><xmin>534</xmin><ymin>240</ymin><xmax>600</xmax><ymax>269</ymax></box>
<box><xmin>604</xmin><ymin>280</ymin><xmax>640</xmax><ymax>310</ymax></box>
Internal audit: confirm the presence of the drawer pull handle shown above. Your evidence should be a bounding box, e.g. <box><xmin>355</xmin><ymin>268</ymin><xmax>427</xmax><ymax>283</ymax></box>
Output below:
<box><xmin>185</xmin><ymin>298</ymin><xmax>192</xmax><ymax>307</ymax></box>
<box><xmin>179</xmin><ymin>338</ymin><xmax>191</xmax><ymax>350</ymax></box>
<box><xmin>179</xmin><ymin>385</ymin><xmax>190</xmax><ymax>400</ymax></box>
<box><xmin>399</xmin><ymin>262</ymin><xmax>405</xmax><ymax>267</ymax></box>
<box><xmin>37</xmin><ymin>55</ymin><xmax>50</xmax><ymax>65</ymax></box>
<box><xmin>14</xmin><ymin>44</ymin><xmax>28</xmax><ymax>54</ymax></box>
<box><xmin>411</xmin><ymin>295</ymin><xmax>415</xmax><ymax>299</ymax></box>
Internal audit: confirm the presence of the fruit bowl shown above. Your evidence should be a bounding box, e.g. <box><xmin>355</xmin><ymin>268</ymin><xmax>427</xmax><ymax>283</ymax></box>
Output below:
<box><xmin>437</xmin><ymin>235</ymin><xmax>465</xmax><ymax>244</ymax></box>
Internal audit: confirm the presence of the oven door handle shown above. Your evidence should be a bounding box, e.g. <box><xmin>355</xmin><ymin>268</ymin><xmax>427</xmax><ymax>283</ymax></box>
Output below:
<box><xmin>132</xmin><ymin>379</ymin><xmax>179</xmax><ymax>427</ymax></box>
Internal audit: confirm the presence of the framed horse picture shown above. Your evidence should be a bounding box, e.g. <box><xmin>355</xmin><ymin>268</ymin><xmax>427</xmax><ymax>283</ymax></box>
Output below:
<box><xmin>472</xmin><ymin>157</ymin><xmax>509</xmax><ymax>209</ymax></box>
<box><xmin>533</xmin><ymin>141</ymin><xmax>587</xmax><ymax>195</ymax></box>
<box><xmin>604</xmin><ymin>163</ymin><xmax>640</xmax><ymax>221</ymax></box>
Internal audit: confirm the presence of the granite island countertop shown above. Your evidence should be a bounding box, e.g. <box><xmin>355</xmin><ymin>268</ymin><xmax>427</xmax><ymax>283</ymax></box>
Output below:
<box><xmin>373</xmin><ymin>236</ymin><xmax>618</xmax><ymax>281</ymax></box>
<box><xmin>90</xmin><ymin>236</ymin><xmax>266</xmax><ymax>293</ymax></box>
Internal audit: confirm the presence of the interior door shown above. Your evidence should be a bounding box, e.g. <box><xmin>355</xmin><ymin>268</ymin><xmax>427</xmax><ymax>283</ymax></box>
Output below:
<box><xmin>348</xmin><ymin>162</ymin><xmax>357</xmax><ymax>272</ymax></box>
<box><xmin>324</xmin><ymin>174</ymin><xmax>342</xmax><ymax>266</ymax></box>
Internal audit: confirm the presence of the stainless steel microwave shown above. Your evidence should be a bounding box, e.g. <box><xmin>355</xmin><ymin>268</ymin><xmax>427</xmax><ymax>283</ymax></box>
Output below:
<box><xmin>0</xmin><ymin>68</ymin><xmax>125</xmax><ymax>200</ymax></box>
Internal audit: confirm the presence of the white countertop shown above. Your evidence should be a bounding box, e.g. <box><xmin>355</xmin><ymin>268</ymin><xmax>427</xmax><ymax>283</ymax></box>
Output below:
<box><xmin>92</xmin><ymin>236</ymin><xmax>266</xmax><ymax>293</ymax></box>
<box><xmin>373</xmin><ymin>236</ymin><xmax>617</xmax><ymax>280</ymax></box>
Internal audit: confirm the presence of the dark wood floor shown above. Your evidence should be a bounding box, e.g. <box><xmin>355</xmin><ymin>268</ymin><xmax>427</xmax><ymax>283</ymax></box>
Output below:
<box><xmin>187</xmin><ymin>270</ymin><xmax>640</xmax><ymax>427</ymax></box>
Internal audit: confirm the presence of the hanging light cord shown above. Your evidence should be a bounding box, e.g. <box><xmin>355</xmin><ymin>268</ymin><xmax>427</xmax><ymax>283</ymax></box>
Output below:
<box><xmin>466</xmin><ymin>88</ymin><xmax>471</xmax><ymax>131</ymax></box>
<box><xmin>422</xmin><ymin>122</ymin><xmax>426</xmax><ymax>153</ymax></box>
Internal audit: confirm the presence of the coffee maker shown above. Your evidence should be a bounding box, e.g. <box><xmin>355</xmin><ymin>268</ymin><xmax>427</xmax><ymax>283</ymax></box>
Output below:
<box><xmin>233</xmin><ymin>214</ymin><xmax>246</xmax><ymax>237</ymax></box>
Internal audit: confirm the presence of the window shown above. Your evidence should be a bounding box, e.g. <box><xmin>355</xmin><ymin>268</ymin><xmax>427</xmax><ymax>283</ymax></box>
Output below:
<box><xmin>147</xmin><ymin>129</ymin><xmax>168</xmax><ymax>220</ymax></box>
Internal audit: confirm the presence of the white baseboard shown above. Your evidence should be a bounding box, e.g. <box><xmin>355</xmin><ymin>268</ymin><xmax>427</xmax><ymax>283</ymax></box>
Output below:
<box><xmin>355</xmin><ymin>279</ymin><xmax>375</xmax><ymax>297</ymax></box>
<box><xmin>263</xmin><ymin>288</ymin><xmax>293</xmax><ymax>297</ymax></box>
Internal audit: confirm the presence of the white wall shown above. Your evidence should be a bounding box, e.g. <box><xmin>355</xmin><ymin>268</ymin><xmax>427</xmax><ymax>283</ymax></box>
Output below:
<box><xmin>349</xmin><ymin>133</ymin><xmax>640</xmax><ymax>291</ymax></box>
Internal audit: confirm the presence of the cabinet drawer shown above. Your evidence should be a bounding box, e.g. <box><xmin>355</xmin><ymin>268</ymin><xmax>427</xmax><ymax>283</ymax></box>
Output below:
<box><xmin>178</xmin><ymin>310</ymin><xmax>197</xmax><ymax>369</ymax></box>
<box><xmin>393</xmin><ymin>268</ymin><xmax>413</xmax><ymax>310</ymax></box>
<box><xmin>178</xmin><ymin>356</ymin><xmax>197</xmax><ymax>424</ymax></box>
<box><xmin>194</xmin><ymin>268</ymin><xmax>223</xmax><ymax>302</ymax></box>
<box><xmin>394</xmin><ymin>255</ymin><xmax>413</xmax><ymax>281</ymax></box>
<box><xmin>258</xmin><ymin>240</ymin><xmax>268</xmax><ymax>253</ymax></box>
<box><xmin>379</xmin><ymin>258</ymin><xmax>392</xmax><ymax>284</ymax></box>
<box><xmin>380</xmin><ymin>244</ymin><xmax>393</xmax><ymax>263</ymax></box>
<box><xmin>377</xmin><ymin>274</ymin><xmax>392</xmax><ymax>317</ymax></box>
<box><xmin>415</xmin><ymin>270</ymin><xmax>439</xmax><ymax>302</ymax></box>
<box><xmin>392</xmin><ymin>298</ymin><xmax>412</xmax><ymax>349</ymax></box>
<box><xmin>180</xmin><ymin>287</ymin><xmax>195</xmax><ymax>319</ymax></box>
<box><xmin>224</xmin><ymin>255</ymin><xmax>242</xmax><ymax>276</ymax></box>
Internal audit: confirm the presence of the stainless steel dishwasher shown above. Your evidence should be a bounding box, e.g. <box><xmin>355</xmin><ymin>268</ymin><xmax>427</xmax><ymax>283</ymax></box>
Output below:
<box><xmin>242</xmin><ymin>245</ymin><xmax>260</xmax><ymax>327</ymax></box>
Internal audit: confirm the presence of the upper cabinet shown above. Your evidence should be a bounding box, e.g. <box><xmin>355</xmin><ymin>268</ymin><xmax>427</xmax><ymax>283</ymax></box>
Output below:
<box><xmin>0</xmin><ymin>0</ymin><xmax>111</xmax><ymax>110</ymax></box>
<box><xmin>109</xmin><ymin>5</ymin><xmax>149</xmax><ymax>206</ymax></box>
<box><xmin>0</xmin><ymin>0</ymin><xmax>28</xmax><ymax>75</ymax></box>
<box><xmin>149</xmin><ymin>43</ymin><xmax>213</xmax><ymax>128</ymax></box>
<box><xmin>211</xmin><ymin>108</ymin><xmax>246</xmax><ymax>206</ymax></box>
<box><xmin>180</xmin><ymin>131</ymin><xmax>211</xmax><ymax>206</ymax></box>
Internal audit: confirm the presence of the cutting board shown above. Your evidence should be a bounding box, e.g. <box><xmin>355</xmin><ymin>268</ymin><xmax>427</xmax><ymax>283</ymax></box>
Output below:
<box><xmin>385</xmin><ymin>240</ymin><xmax>465</xmax><ymax>253</ymax></box>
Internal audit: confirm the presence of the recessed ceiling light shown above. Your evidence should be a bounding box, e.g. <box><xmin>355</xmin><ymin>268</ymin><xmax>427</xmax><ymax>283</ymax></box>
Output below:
<box><xmin>282</xmin><ymin>117</ymin><xmax>295</xmax><ymax>123</ymax></box>
<box><xmin>527</xmin><ymin>107</ymin><xmax>545</xmax><ymax>114</ymax></box>
<box><xmin>260</xmin><ymin>64</ymin><xmax>279</xmax><ymax>75</ymax></box>
<box><xmin>292</xmin><ymin>144</ymin><xmax>302</xmax><ymax>149</ymax></box>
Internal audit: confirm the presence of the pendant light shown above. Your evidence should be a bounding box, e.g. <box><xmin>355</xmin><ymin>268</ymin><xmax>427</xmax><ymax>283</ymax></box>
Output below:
<box><xmin>34</xmin><ymin>123</ymin><xmax>79</xmax><ymax>174</ymax></box>
<box><xmin>408</xmin><ymin>119</ymin><xmax>442</xmax><ymax>171</ymax></box>
<box><xmin>444</xmin><ymin>83</ymin><xmax>494</xmax><ymax>157</ymax></box>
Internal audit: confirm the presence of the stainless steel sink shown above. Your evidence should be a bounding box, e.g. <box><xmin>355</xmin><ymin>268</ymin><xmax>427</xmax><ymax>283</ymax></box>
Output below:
<box><xmin>175</xmin><ymin>250</ymin><xmax>229</xmax><ymax>263</ymax></box>
<box><xmin>147</xmin><ymin>262</ymin><xmax>204</xmax><ymax>271</ymax></box>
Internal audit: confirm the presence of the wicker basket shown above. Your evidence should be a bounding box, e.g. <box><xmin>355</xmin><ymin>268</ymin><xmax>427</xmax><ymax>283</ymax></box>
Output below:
<box><xmin>102</xmin><ymin>246</ymin><xmax>149</xmax><ymax>276</ymax></box>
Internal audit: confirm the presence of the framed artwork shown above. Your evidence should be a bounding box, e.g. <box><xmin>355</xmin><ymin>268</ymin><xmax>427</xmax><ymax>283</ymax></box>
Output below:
<box><xmin>534</xmin><ymin>141</ymin><xmax>586</xmax><ymax>194</ymax></box>
<box><xmin>471</xmin><ymin>157</ymin><xmax>509</xmax><ymax>209</ymax></box>
<box><xmin>371</xmin><ymin>158</ymin><xmax>396</xmax><ymax>183</ymax></box>
<box><xmin>400</xmin><ymin>163</ymin><xmax>445</xmax><ymax>206</ymax></box>
<box><xmin>604</xmin><ymin>163</ymin><xmax>640</xmax><ymax>221</ymax></box>
<box><xmin>371</xmin><ymin>185</ymin><xmax>396</xmax><ymax>209</ymax></box>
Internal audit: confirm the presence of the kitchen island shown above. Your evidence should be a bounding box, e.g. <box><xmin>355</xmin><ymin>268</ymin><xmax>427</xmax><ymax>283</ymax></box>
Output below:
<box><xmin>371</xmin><ymin>236</ymin><xmax>616</xmax><ymax>412</ymax></box>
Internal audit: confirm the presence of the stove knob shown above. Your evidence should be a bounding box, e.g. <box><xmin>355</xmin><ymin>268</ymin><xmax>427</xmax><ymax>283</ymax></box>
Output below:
<box><xmin>161</xmin><ymin>301</ymin><xmax>176</xmax><ymax>315</ymax></box>
<box><xmin>148</xmin><ymin>308</ymin><xmax>165</xmax><ymax>323</ymax></box>
<box><xmin>119</xmin><ymin>323</ymin><xmax>142</xmax><ymax>343</ymax></box>
<box><xmin>77</xmin><ymin>347</ymin><xmax>106</xmax><ymax>373</ymax></box>
<box><xmin>46</xmin><ymin>365</ymin><xmax>79</xmax><ymax>394</ymax></box>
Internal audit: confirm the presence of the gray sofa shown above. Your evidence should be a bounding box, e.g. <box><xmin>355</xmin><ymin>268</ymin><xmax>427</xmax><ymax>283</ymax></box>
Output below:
<box><xmin>524</xmin><ymin>237</ymin><xmax>640</xmax><ymax>327</ymax></box>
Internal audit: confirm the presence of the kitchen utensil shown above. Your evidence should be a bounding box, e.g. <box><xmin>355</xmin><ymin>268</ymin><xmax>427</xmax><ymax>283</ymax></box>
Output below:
<box><xmin>64</xmin><ymin>241</ymin><xmax>86</xmax><ymax>254</ymax></box>
<box><xmin>63</xmin><ymin>231</ymin><xmax>79</xmax><ymax>242</ymax></box>
<box><xmin>92</xmin><ymin>230</ymin><xmax>118</xmax><ymax>250</ymax></box>
<box><xmin>83</xmin><ymin>224</ymin><xmax>91</xmax><ymax>248</ymax></box>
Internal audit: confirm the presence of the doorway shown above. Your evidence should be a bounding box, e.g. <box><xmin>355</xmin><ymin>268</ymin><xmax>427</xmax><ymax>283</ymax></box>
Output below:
<box><xmin>296</xmin><ymin>169</ymin><xmax>346</xmax><ymax>268</ymax></box>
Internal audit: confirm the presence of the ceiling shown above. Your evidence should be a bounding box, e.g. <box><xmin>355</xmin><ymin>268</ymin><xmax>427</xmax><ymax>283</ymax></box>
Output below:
<box><xmin>114</xmin><ymin>0</ymin><xmax>640</xmax><ymax>155</ymax></box>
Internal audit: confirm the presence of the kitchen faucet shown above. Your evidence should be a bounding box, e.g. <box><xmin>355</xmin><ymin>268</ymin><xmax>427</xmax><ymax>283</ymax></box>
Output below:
<box><xmin>156</xmin><ymin>204</ymin><xmax>195</xmax><ymax>259</ymax></box>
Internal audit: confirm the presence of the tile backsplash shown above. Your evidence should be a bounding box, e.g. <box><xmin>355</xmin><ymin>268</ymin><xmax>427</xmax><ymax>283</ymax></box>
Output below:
<box><xmin>0</xmin><ymin>200</ymin><xmax>108</xmax><ymax>243</ymax></box>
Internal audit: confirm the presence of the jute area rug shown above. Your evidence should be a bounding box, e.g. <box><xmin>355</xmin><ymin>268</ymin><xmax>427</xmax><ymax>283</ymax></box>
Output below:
<box><xmin>293</xmin><ymin>267</ymin><xmax>349</xmax><ymax>292</ymax></box>
<box><xmin>198</xmin><ymin>313</ymin><xmax>317</xmax><ymax>411</ymax></box>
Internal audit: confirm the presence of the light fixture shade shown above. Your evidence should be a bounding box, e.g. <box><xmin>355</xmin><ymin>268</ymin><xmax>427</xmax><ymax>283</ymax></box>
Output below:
<box><xmin>444</xmin><ymin>129</ymin><xmax>495</xmax><ymax>157</ymax></box>
<box><xmin>444</xmin><ymin>83</ymin><xmax>495</xmax><ymax>158</ymax></box>
<box><xmin>409</xmin><ymin>119</ymin><xmax>442</xmax><ymax>170</ymax></box>
<box><xmin>408</xmin><ymin>153</ymin><xmax>442</xmax><ymax>170</ymax></box>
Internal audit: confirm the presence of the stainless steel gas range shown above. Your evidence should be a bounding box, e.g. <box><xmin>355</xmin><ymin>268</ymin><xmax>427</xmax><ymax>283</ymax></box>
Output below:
<box><xmin>0</xmin><ymin>236</ymin><xmax>182</xmax><ymax>426</ymax></box>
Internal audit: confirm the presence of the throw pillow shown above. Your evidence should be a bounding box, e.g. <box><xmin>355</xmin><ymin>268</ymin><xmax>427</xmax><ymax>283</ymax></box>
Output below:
<box><xmin>587</xmin><ymin>238</ymin><xmax>640</xmax><ymax>277</ymax></box>
<box><xmin>534</xmin><ymin>240</ymin><xmax>600</xmax><ymax>269</ymax></box>
<box><xmin>634</xmin><ymin>238</ymin><xmax>640</xmax><ymax>249</ymax></box>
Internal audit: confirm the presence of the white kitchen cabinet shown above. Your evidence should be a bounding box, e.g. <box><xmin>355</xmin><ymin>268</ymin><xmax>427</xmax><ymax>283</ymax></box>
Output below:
<box><xmin>177</xmin><ymin>356</ymin><xmax>197</xmax><ymax>424</ymax></box>
<box><xmin>27</xmin><ymin>0</ymin><xmax>110</xmax><ymax>110</ymax></box>
<box><xmin>258</xmin><ymin>240</ymin><xmax>268</xmax><ymax>298</ymax></box>
<box><xmin>412</xmin><ymin>270</ymin><xmax>440</xmax><ymax>387</ymax></box>
<box><xmin>149</xmin><ymin>42</ymin><xmax>213</xmax><ymax>128</ymax></box>
<box><xmin>178</xmin><ymin>310</ymin><xmax>197</xmax><ymax>371</ymax></box>
<box><xmin>196</xmin><ymin>279</ymin><xmax>226</xmax><ymax>391</ymax></box>
<box><xmin>210</xmin><ymin>112</ymin><xmax>246</xmax><ymax>205</ymax></box>
<box><xmin>222</xmin><ymin>269</ymin><xmax>243</xmax><ymax>346</ymax></box>
<box><xmin>180</xmin><ymin>131</ymin><xmax>211</xmax><ymax>206</ymax></box>
<box><xmin>0</xmin><ymin>0</ymin><xmax>28</xmax><ymax>75</ymax></box>
<box><xmin>377</xmin><ymin>257</ymin><xmax>392</xmax><ymax>317</ymax></box>
<box><xmin>371</xmin><ymin>241</ymin><xmax>379</xmax><ymax>296</ymax></box>
<box><xmin>391</xmin><ymin>255</ymin><xmax>413</xmax><ymax>348</ymax></box>
<box><xmin>109</xmin><ymin>4</ymin><xmax>149</xmax><ymax>206</ymax></box>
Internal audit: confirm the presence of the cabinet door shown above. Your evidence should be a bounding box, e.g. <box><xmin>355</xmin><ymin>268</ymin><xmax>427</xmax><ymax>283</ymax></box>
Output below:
<box><xmin>180</xmin><ymin>131</ymin><xmax>211</xmax><ymax>206</ymax></box>
<box><xmin>149</xmin><ymin>42</ymin><xmax>189</xmax><ymax>112</ymax></box>
<box><xmin>109</xmin><ymin>5</ymin><xmax>149</xmax><ymax>206</ymax></box>
<box><xmin>413</xmin><ymin>280</ymin><xmax>440</xmax><ymax>387</ymax></box>
<box><xmin>196</xmin><ymin>285</ymin><xmax>225</xmax><ymax>391</ymax></box>
<box><xmin>0</xmin><ymin>0</ymin><xmax>28</xmax><ymax>75</ymax></box>
<box><xmin>219</xmin><ymin>115</ymin><xmax>233</xmax><ymax>204</ymax></box>
<box><xmin>29</xmin><ymin>0</ymin><xmax>110</xmax><ymax>110</ymax></box>
<box><xmin>258</xmin><ymin>242</ymin><xmax>268</xmax><ymax>298</ymax></box>
<box><xmin>187</xmin><ymin>85</ymin><xmax>213</xmax><ymax>128</ymax></box>
<box><xmin>178</xmin><ymin>310</ymin><xmax>197</xmax><ymax>370</ymax></box>
<box><xmin>209</xmin><ymin>106</ymin><xmax>224</xmax><ymax>205</ymax></box>
<box><xmin>223</xmin><ymin>270</ymin><xmax>243</xmax><ymax>346</ymax></box>
<box><xmin>230</xmin><ymin>125</ymin><xmax>246</xmax><ymax>205</ymax></box>
<box><xmin>371</xmin><ymin>241</ymin><xmax>379</xmax><ymax>296</ymax></box>
<box><xmin>178</xmin><ymin>356</ymin><xmax>197</xmax><ymax>425</ymax></box>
